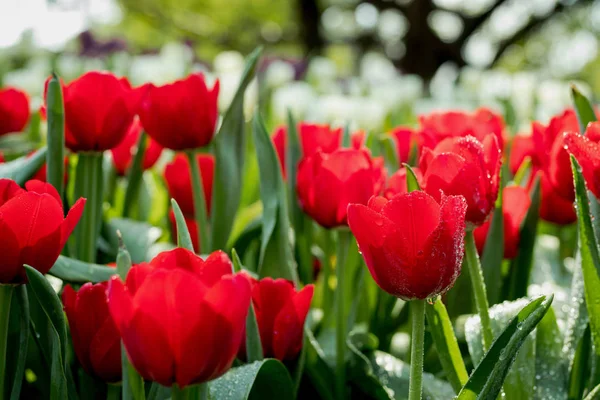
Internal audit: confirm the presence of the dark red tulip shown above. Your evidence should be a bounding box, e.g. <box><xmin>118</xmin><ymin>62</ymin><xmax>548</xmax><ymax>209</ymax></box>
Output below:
<box><xmin>168</xmin><ymin>209</ymin><xmax>199</xmax><ymax>253</ymax></box>
<box><xmin>164</xmin><ymin>153</ymin><xmax>214</xmax><ymax>217</ymax></box>
<box><xmin>564</xmin><ymin>122</ymin><xmax>600</xmax><ymax>200</ymax></box>
<box><xmin>0</xmin><ymin>179</ymin><xmax>85</xmax><ymax>283</ymax></box>
<box><xmin>473</xmin><ymin>186</ymin><xmax>531</xmax><ymax>259</ymax></box>
<box><xmin>139</xmin><ymin>74</ymin><xmax>219</xmax><ymax>151</ymax></box>
<box><xmin>420</xmin><ymin>135</ymin><xmax>501</xmax><ymax>226</ymax></box>
<box><xmin>296</xmin><ymin>148</ymin><xmax>386</xmax><ymax>228</ymax></box>
<box><xmin>389</xmin><ymin>127</ymin><xmax>414</xmax><ymax>163</ymax></box>
<box><xmin>418</xmin><ymin>108</ymin><xmax>505</xmax><ymax>150</ymax></box>
<box><xmin>347</xmin><ymin>191</ymin><xmax>467</xmax><ymax>299</ymax></box>
<box><xmin>44</xmin><ymin>72</ymin><xmax>137</xmax><ymax>152</ymax></box>
<box><xmin>62</xmin><ymin>282</ymin><xmax>121</xmax><ymax>382</ymax></box>
<box><xmin>384</xmin><ymin>167</ymin><xmax>423</xmax><ymax>199</ymax></box>
<box><xmin>0</xmin><ymin>87</ymin><xmax>30</xmax><ymax>136</ymax></box>
<box><xmin>539</xmin><ymin>175</ymin><xmax>577</xmax><ymax>225</ymax></box>
<box><xmin>111</xmin><ymin>118</ymin><xmax>163</xmax><ymax>176</ymax></box>
<box><xmin>108</xmin><ymin>248</ymin><xmax>251</xmax><ymax>387</ymax></box>
<box><xmin>239</xmin><ymin>277</ymin><xmax>314</xmax><ymax>361</ymax></box>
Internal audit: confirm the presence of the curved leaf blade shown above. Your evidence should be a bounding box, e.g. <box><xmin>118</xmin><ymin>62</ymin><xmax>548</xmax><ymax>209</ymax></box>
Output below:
<box><xmin>49</xmin><ymin>255</ymin><xmax>116</xmax><ymax>283</ymax></box>
<box><xmin>0</xmin><ymin>147</ymin><xmax>47</xmax><ymax>185</ymax></box>
<box><xmin>571</xmin><ymin>84</ymin><xmax>597</xmax><ymax>133</ymax></box>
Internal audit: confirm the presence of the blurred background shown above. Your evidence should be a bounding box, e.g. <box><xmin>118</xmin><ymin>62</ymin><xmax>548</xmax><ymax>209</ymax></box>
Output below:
<box><xmin>1</xmin><ymin>0</ymin><xmax>600</xmax><ymax>132</ymax></box>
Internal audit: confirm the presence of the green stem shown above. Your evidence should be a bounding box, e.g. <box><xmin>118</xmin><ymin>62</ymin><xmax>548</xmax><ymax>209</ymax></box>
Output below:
<box><xmin>122</xmin><ymin>132</ymin><xmax>148</xmax><ymax>219</ymax></box>
<box><xmin>409</xmin><ymin>299</ymin><xmax>425</xmax><ymax>400</ymax></box>
<box><xmin>465</xmin><ymin>230</ymin><xmax>494</xmax><ymax>351</ymax></box>
<box><xmin>321</xmin><ymin>230</ymin><xmax>334</xmax><ymax>327</ymax></box>
<box><xmin>335</xmin><ymin>229</ymin><xmax>351</xmax><ymax>400</ymax></box>
<box><xmin>106</xmin><ymin>384</ymin><xmax>120</xmax><ymax>400</ymax></box>
<box><xmin>186</xmin><ymin>150</ymin><xmax>210</xmax><ymax>254</ymax></box>
<box><xmin>0</xmin><ymin>285</ymin><xmax>15</xmax><ymax>400</ymax></box>
<box><xmin>171</xmin><ymin>383</ymin><xmax>207</xmax><ymax>400</ymax></box>
<box><xmin>74</xmin><ymin>152</ymin><xmax>104</xmax><ymax>263</ymax></box>
<box><xmin>45</xmin><ymin>74</ymin><xmax>65</xmax><ymax>198</ymax></box>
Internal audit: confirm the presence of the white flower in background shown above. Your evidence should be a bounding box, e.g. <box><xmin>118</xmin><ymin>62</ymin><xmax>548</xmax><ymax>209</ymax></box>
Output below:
<box><xmin>214</xmin><ymin>51</ymin><xmax>245</xmax><ymax>74</ymax></box>
<box><xmin>218</xmin><ymin>72</ymin><xmax>258</xmax><ymax>120</ymax></box>
<box><xmin>306</xmin><ymin>94</ymin><xmax>387</xmax><ymax>132</ymax></box>
<box><xmin>264</xmin><ymin>60</ymin><xmax>295</xmax><ymax>88</ymax></box>
<box><xmin>56</xmin><ymin>54</ymin><xmax>84</xmax><ymax>81</ymax></box>
<box><xmin>360</xmin><ymin>51</ymin><xmax>397</xmax><ymax>84</ymax></box>
<box><xmin>479</xmin><ymin>70</ymin><xmax>512</xmax><ymax>101</ymax></box>
<box><xmin>129</xmin><ymin>42</ymin><xmax>193</xmax><ymax>85</ymax></box>
<box><xmin>510</xmin><ymin>72</ymin><xmax>537</xmax><ymax>123</ymax></box>
<box><xmin>271</xmin><ymin>82</ymin><xmax>316</xmax><ymax>123</ymax></box>
<box><xmin>3</xmin><ymin>56</ymin><xmax>48</xmax><ymax>96</ymax></box>
<box><xmin>305</xmin><ymin>56</ymin><xmax>337</xmax><ymax>90</ymax></box>
<box><xmin>369</xmin><ymin>75</ymin><xmax>423</xmax><ymax>112</ymax></box>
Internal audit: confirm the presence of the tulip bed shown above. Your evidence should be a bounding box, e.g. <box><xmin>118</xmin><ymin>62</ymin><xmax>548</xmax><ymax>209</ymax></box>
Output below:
<box><xmin>0</xmin><ymin>47</ymin><xmax>599</xmax><ymax>400</ymax></box>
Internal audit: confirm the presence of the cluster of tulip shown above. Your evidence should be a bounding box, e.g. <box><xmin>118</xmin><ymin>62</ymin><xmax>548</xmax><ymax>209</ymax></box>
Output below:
<box><xmin>0</xmin><ymin>49</ymin><xmax>599</xmax><ymax>400</ymax></box>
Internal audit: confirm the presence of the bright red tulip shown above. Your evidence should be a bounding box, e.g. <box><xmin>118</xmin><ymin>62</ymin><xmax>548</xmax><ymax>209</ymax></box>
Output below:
<box><xmin>63</xmin><ymin>282</ymin><xmax>121</xmax><ymax>382</ymax></box>
<box><xmin>168</xmin><ymin>210</ymin><xmax>199</xmax><ymax>253</ymax></box>
<box><xmin>389</xmin><ymin>127</ymin><xmax>414</xmax><ymax>163</ymax></box>
<box><xmin>296</xmin><ymin>148</ymin><xmax>386</xmax><ymax>228</ymax></box>
<box><xmin>539</xmin><ymin>175</ymin><xmax>577</xmax><ymax>225</ymax></box>
<box><xmin>564</xmin><ymin>122</ymin><xmax>600</xmax><ymax>200</ymax></box>
<box><xmin>384</xmin><ymin>167</ymin><xmax>423</xmax><ymax>199</ymax></box>
<box><xmin>0</xmin><ymin>179</ymin><xmax>85</xmax><ymax>283</ymax></box>
<box><xmin>239</xmin><ymin>277</ymin><xmax>314</xmax><ymax>361</ymax></box>
<box><xmin>0</xmin><ymin>87</ymin><xmax>30</xmax><ymax>135</ymax></box>
<box><xmin>473</xmin><ymin>186</ymin><xmax>531</xmax><ymax>259</ymax></box>
<box><xmin>420</xmin><ymin>135</ymin><xmax>501</xmax><ymax>226</ymax></box>
<box><xmin>348</xmin><ymin>191</ymin><xmax>467</xmax><ymax>299</ymax></box>
<box><xmin>418</xmin><ymin>108</ymin><xmax>505</xmax><ymax>150</ymax></box>
<box><xmin>139</xmin><ymin>74</ymin><xmax>219</xmax><ymax>151</ymax></box>
<box><xmin>111</xmin><ymin>118</ymin><xmax>163</xmax><ymax>176</ymax></box>
<box><xmin>164</xmin><ymin>153</ymin><xmax>214</xmax><ymax>217</ymax></box>
<box><xmin>108</xmin><ymin>248</ymin><xmax>251</xmax><ymax>387</ymax></box>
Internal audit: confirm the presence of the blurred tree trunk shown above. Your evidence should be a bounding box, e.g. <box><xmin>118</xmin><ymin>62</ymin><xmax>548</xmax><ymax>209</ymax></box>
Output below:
<box><xmin>298</xmin><ymin>0</ymin><xmax>324</xmax><ymax>54</ymax></box>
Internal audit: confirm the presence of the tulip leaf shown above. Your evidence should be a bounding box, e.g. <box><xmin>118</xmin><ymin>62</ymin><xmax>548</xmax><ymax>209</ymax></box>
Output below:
<box><xmin>507</xmin><ymin>175</ymin><xmax>540</xmax><ymax>300</ymax></box>
<box><xmin>457</xmin><ymin>294</ymin><xmax>554</xmax><ymax>400</ymax></box>
<box><xmin>425</xmin><ymin>298</ymin><xmax>469</xmax><ymax>393</ymax></box>
<box><xmin>245</xmin><ymin>303</ymin><xmax>264</xmax><ymax>363</ymax></box>
<box><xmin>534</xmin><ymin>306</ymin><xmax>568</xmax><ymax>400</ymax></box>
<box><xmin>584</xmin><ymin>383</ymin><xmax>600</xmax><ymax>400</ymax></box>
<box><xmin>252</xmin><ymin>112</ymin><xmax>298</xmax><ymax>283</ymax></box>
<box><xmin>104</xmin><ymin>218</ymin><xmax>162</xmax><ymax>263</ymax></box>
<box><xmin>569</xmin><ymin>325</ymin><xmax>591</xmax><ymax>400</ymax></box>
<box><xmin>571</xmin><ymin>155</ymin><xmax>600</xmax><ymax>384</ymax></box>
<box><xmin>481</xmin><ymin>184</ymin><xmax>504</xmax><ymax>305</ymax></box>
<box><xmin>6</xmin><ymin>285</ymin><xmax>29</xmax><ymax>400</ymax></box>
<box><xmin>379</xmin><ymin>136</ymin><xmax>399</xmax><ymax>172</ymax></box>
<box><xmin>346</xmin><ymin>332</ymin><xmax>392</xmax><ymax>400</ymax></box>
<box><xmin>305</xmin><ymin>328</ymin><xmax>335</xmax><ymax>400</ymax></box>
<box><xmin>122</xmin><ymin>132</ymin><xmax>148</xmax><ymax>218</ymax></box>
<box><xmin>403</xmin><ymin>163</ymin><xmax>421</xmax><ymax>192</ymax></box>
<box><xmin>46</xmin><ymin>74</ymin><xmax>65</xmax><ymax>197</ymax></box>
<box><xmin>49</xmin><ymin>255</ymin><xmax>116</xmax><ymax>283</ymax></box>
<box><xmin>513</xmin><ymin>156</ymin><xmax>532</xmax><ymax>187</ymax></box>
<box><xmin>571</xmin><ymin>84</ymin><xmax>597</xmax><ymax>133</ymax></box>
<box><xmin>0</xmin><ymin>147</ymin><xmax>47</xmax><ymax>185</ymax></box>
<box><xmin>24</xmin><ymin>265</ymin><xmax>69</xmax><ymax>399</ymax></box>
<box><xmin>209</xmin><ymin>359</ymin><xmax>294</xmax><ymax>400</ymax></box>
<box><xmin>170</xmin><ymin>199</ymin><xmax>194</xmax><ymax>252</ymax></box>
<box><xmin>211</xmin><ymin>47</ymin><xmax>262</xmax><ymax>251</ymax></box>
<box><xmin>563</xmin><ymin>264</ymin><xmax>589</xmax><ymax>371</ymax></box>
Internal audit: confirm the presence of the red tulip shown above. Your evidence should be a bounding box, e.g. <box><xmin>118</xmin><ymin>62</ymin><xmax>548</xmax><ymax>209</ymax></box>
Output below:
<box><xmin>473</xmin><ymin>186</ymin><xmax>531</xmax><ymax>259</ymax></box>
<box><xmin>347</xmin><ymin>191</ymin><xmax>467</xmax><ymax>299</ymax></box>
<box><xmin>164</xmin><ymin>153</ymin><xmax>214</xmax><ymax>217</ymax></box>
<box><xmin>139</xmin><ymin>74</ymin><xmax>219</xmax><ymax>151</ymax></box>
<box><xmin>45</xmin><ymin>72</ymin><xmax>137</xmax><ymax>152</ymax></box>
<box><xmin>564</xmin><ymin>122</ymin><xmax>600</xmax><ymax>200</ymax></box>
<box><xmin>420</xmin><ymin>135</ymin><xmax>501</xmax><ymax>226</ymax></box>
<box><xmin>239</xmin><ymin>277</ymin><xmax>314</xmax><ymax>361</ymax></box>
<box><xmin>62</xmin><ymin>282</ymin><xmax>121</xmax><ymax>382</ymax></box>
<box><xmin>168</xmin><ymin>210</ymin><xmax>199</xmax><ymax>253</ymax></box>
<box><xmin>384</xmin><ymin>166</ymin><xmax>423</xmax><ymax>199</ymax></box>
<box><xmin>0</xmin><ymin>179</ymin><xmax>85</xmax><ymax>283</ymax></box>
<box><xmin>418</xmin><ymin>108</ymin><xmax>505</xmax><ymax>150</ymax></box>
<box><xmin>296</xmin><ymin>148</ymin><xmax>386</xmax><ymax>228</ymax></box>
<box><xmin>107</xmin><ymin>248</ymin><xmax>251</xmax><ymax>387</ymax></box>
<box><xmin>272</xmin><ymin>125</ymin><xmax>288</xmax><ymax>178</ymax></box>
<box><xmin>0</xmin><ymin>87</ymin><xmax>30</xmax><ymax>135</ymax></box>
<box><xmin>389</xmin><ymin>127</ymin><xmax>414</xmax><ymax>163</ymax></box>
<box><xmin>111</xmin><ymin>118</ymin><xmax>163</xmax><ymax>176</ymax></box>
<box><xmin>539</xmin><ymin>175</ymin><xmax>577</xmax><ymax>225</ymax></box>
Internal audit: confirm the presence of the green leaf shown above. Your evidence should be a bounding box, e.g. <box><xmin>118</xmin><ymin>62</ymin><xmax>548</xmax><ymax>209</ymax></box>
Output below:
<box><xmin>252</xmin><ymin>112</ymin><xmax>297</xmax><ymax>282</ymax></box>
<box><xmin>170</xmin><ymin>199</ymin><xmax>194</xmax><ymax>252</ymax></box>
<box><xmin>122</xmin><ymin>132</ymin><xmax>148</xmax><ymax>218</ymax></box>
<box><xmin>211</xmin><ymin>47</ymin><xmax>262</xmax><ymax>250</ymax></box>
<box><xmin>346</xmin><ymin>332</ymin><xmax>392</xmax><ymax>400</ymax></box>
<box><xmin>49</xmin><ymin>255</ymin><xmax>116</xmax><ymax>283</ymax></box>
<box><xmin>425</xmin><ymin>298</ymin><xmax>468</xmax><ymax>393</ymax></box>
<box><xmin>379</xmin><ymin>136</ymin><xmax>399</xmax><ymax>172</ymax></box>
<box><xmin>0</xmin><ymin>147</ymin><xmax>47</xmax><ymax>185</ymax></box>
<box><xmin>245</xmin><ymin>303</ymin><xmax>264</xmax><ymax>363</ymax></box>
<box><xmin>403</xmin><ymin>163</ymin><xmax>421</xmax><ymax>192</ymax></box>
<box><xmin>305</xmin><ymin>328</ymin><xmax>335</xmax><ymax>400</ymax></box>
<box><xmin>457</xmin><ymin>295</ymin><xmax>554</xmax><ymax>400</ymax></box>
<box><xmin>209</xmin><ymin>359</ymin><xmax>294</xmax><ymax>400</ymax></box>
<box><xmin>231</xmin><ymin>248</ymin><xmax>243</xmax><ymax>272</ymax></box>
<box><xmin>571</xmin><ymin>84</ymin><xmax>597</xmax><ymax>133</ymax></box>
<box><xmin>46</xmin><ymin>74</ymin><xmax>65</xmax><ymax>197</ymax></box>
<box><xmin>584</xmin><ymin>382</ymin><xmax>600</xmax><ymax>400</ymax></box>
<box><xmin>569</xmin><ymin>325</ymin><xmax>591</xmax><ymax>400</ymax></box>
<box><xmin>563</xmin><ymin>264</ymin><xmax>589</xmax><ymax>369</ymax></box>
<box><xmin>481</xmin><ymin>184</ymin><xmax>504</xmax><ymax>305</ymax></box>
<box><xmin>513</xmin><ymin>156</ymin><xmax>532</xmax><ymax>188</ymax></box>
<box><xmin>508</xmin><ymin>175</ymin><xmax>541</xmax><ymax>300</ymax></box>
<box><xmin>7</xmin><ymin>285</ymin><xmax>29</xmax><ymax>400</ymax></box>
<box><xmin>122</xmin><ymin>342</ymin><xmax>145</xmax><ymax>400</ymax></box>
<box><xmin>104</xmin><ymin>218</ymin><xmax>162</xmax><ymax>263</ymax></box>
<box><xmin>342</xmin><ymin>122</ymin><xmax>351</xmax><ymax>147</ymax></box>
<box><xmin>535</xmin><ymin>306</ymin><xmax>568</xmax><ymax>400</ymax></box>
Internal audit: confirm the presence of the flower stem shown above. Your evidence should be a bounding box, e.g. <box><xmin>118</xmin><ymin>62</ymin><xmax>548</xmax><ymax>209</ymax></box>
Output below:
<box><xmin>106</xmin><ymin>384</ymin><xmax>120</xmax><ymax>400</ymax></box>
<box><xmin>321</xmin><ymin>229</ymin><xmax>334</xmax><ymax>326</ymax></box>
<box><xmin>465</xmin><ymin>230</ymin><xmax>494</xmax><ymax>350</ymax></box>
<box><xmin>122</xmin><ymin>132</ymin><xmax>148</xmax><ymax>218</ymax></box>
<box><xmin>0</xmin><ymin>284</ymin><xmax>15</xmax><ymax>400</ymax></box>
<box><xmin>335</xmin><ymin>229</ymin><xmax>351</xmax><ymax>400</ymax></box>
<box><xmin>186</xmin><ymin>150</ymin><xmax>210</xmax><ymax>254</ymax></box>
<box><xmin>409</xmin><ymin>299</ymin><xmax>425</xmax><ymax>400</ymax></box>
<box><xmin>171</xmin><ymin>383</ymin><xmax>208</xmax><ymax>400</ymax></box>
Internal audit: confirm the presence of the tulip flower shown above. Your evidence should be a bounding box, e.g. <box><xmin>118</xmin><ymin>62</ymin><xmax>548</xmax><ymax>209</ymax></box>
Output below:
<box><xmin>164</xmin><ymin>153</ymin><xmax>214</xmax><ymax>217</ymax></box>
<box><xmin>348</xmin><ymin>191</ymin><xmax>467</xmax><ymax>299</ymax></box>
<box><xmin>62</xmin><ymin>282</ymin><xmax>121</xmax><ymax>382</ymax></box>
<box><xmin>107</xmin><ymin>248</ymin><xmax>251</xmax><ymax>388</ymax></box>
<box><xmin>111</xmin><ymin>118</ymin><xmax>163</xmax><ymax>176</ymax></box>
<box><xmin>296</xmin><ymin>148</ymin><xmax>386</xmax><ymax>228</ymax></box>
<box><xmin>139</xmin><ymin>73</ymin><xmax>220</xmax><ymax>151</ymax></box>
<box><xmin>564</xmin><ymin>122</ymin><xmax>600</xmax><ymax>199</ymax></box>
<box><xmin>420</xmin><ymin>135</ymin><xmax>501</xmax><ymax>226</ymax></box>
<box><xmin>389</xmin><ymin>126</ymin><xmax>414</xmax><ymax>163</ymax></box>
<box><xmin>0</xmin><ymin>179</ymin><xmax>85</xmax><ymax>283</ymax></box>
<box><xmin>239</xmin><ymin>277</ymin><xmax>314</xmax><ymax>361</ymax></box>
<box><xmin>384</xmin><ymin>166</ymin><xmax>423</xmax><ymax>199</ymax></box>
<box><xmin>168</xmin><ymin>210</ymin><xmax>199</xmax><ymax>253</ymax></box>
<box><xmin>418</xmin><ymin>108</ymin><xmax>505</xmax><ymax>150</ymax></box>
<box><xmin>539</xmin><ymin>176</ymin><xmax>577</xmax><ymax>225</ymax></box>
<box><xmin>473</xmin><ymin>186</ymin><xmax>531</xmax><ymax>259</ymax></box>
<box><xmin>0</xmin><ymin>87</ymin><xmax>30</xmax><ymax>136</ymax></box>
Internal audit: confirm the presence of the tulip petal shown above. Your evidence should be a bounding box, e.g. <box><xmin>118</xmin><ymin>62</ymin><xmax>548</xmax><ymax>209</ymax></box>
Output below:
<box><xmin>25</xmin><ymin>180</ymin><xmax>62</xmax><ymax>206</ymax></box>
<box><xmin>125</xmin><ymin>262</ymin><xmax>153</xmax><ymax>294</ymax></box>
<box><xmin>272</xmin><ymin>284</ymin><xmax>314</xmax><ymax>360</ymax></box>
<box><xmin>89</xmin><ymin>318</ymin><xmax>122</xmax><ymax>382</ymax></box>
<box><xmin>61</xmin><ymin>197</ymin><xmax>86</xmax><ymax>248</ymax></box>
<box><xmin>0</xmin><ymin>179</ymin><xmax>24</xmax><ymax>206</ymax></box>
